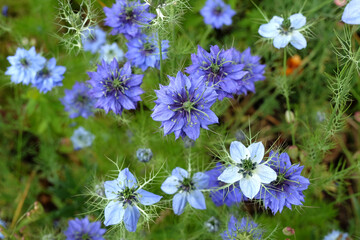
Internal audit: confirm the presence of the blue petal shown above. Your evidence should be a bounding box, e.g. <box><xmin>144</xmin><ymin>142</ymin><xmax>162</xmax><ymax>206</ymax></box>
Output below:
<box><xmin>172</xmin><ymin>192</ymin><xmax>187</xmax><ymax>215</ymax></box>
<box><xmin>258</xmin><ymin>22</ymin><xmax>280</xmax><ymax>38</ymax></box>
<box><xmin>104</xmin><ymin>179</ymin><xmax>120</xmax><ymax>199</ymax></box>
<box><xmin>187</xmin><ymin>190</ymin><xmax>206</xmax><ymax>210</ymax></box>
<box><xmin>290</xmin><ymin>31</ymin><xmax>307</xmax><ymax>50</ymax></box>
<box><xmin>192</xmin><ymin>172</ymin><xmax>209</xmax><ymax>190</ymax></box>
<box><xmin>161</xmin><ymin>176</ymin><xmax>180</xmax><ymax>194</ymax></box>
<box><xmin>342</xmin><ymin>0</ymin><xmax>360</xmax><ymax>25</ymax></box>
<box><xmin>171</xmin><ymin>167</ymin><xmax>189</xmax><ymax>181</ymax></box>
<box><xmin>273</xmin><ymin>34</ymin><xmax>291</xmax><ymax>49</ymax></box>
<box><xmin>117</xmin><ymin>168</ymin><xmax>138</xmax><ymax>189</ymax></box>
<box><xmin>136</xmin><ymin>189</ymin><xmax>162</xmax><ymax>205</ymax></box>
<box><xmin>104</xmin><ymin>201</ymin><xmax>125</xmax><ymax>226</ymax></box>
<box><xmin>270</xmin><ymin>16</ymin><xmax>284</xmax><ymax>25</ymax></box>
<box><xmin>289</xmin><ymin>13</ymin><xmax>306</xmax><ymax>29</ymax></box>
<box><xmin>123</xmin><ymin>205</ymin><xmax>140</xmax><ymax>232</ymax></box>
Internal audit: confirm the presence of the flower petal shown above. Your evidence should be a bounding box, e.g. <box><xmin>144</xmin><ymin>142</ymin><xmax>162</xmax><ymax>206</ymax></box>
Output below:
<box><xmin>270</xmin><ymin>16</ymin><xmax>284</xmax><ymax>25</ymax></box>
<box><xmin>187</xmin><ymin>190</ymin><xmax>206</xmax><ymax>210</ymax></box>
<box><xmin>192</xmin><ymin>172</ymin><xmax>209</xmax><ymax>189</ymax></box>
<box><xmin>247</xmin><ymin>142</ymin><xmax>265</xmax><ymax>164</ymax></box>
<box><xmin>255</xmin><ymin>164</ymin><xmax>277</xmax><ymax>184</ymax></box>
<box><xmin>104</xmin><ymin>179</ymin><xmax>120</xmax><ymax>199</ymax></box>
<box><xmin>289</xmin><ymin>13</ymin><xmax>306</xmax><ymax>29</ymax></box>
<box><xmin>171</xmin><ymin>167</ymin><xmax>189</xmax><ymax>181</ymax></box>
<box><xmin>273</xmin><ymin>34</ymin><xmax>291</xmax><ymax>49</ymax></box>
<box><xmin>230</xmin><ymin>141</ymin><xmax>250</xmax><ymax>163</ymax></box>
<box><xmin>117</xmin><ymin>168</ymin><xmax>137</xmax><ymax>189</ymax></box>
<box><xmin>239</xmin><ymin>175</ymin><xmax>261</xmax><ymax>199</ymax></box>
<box><xmin>218</xmin><ymin>165</ymin><xmax>242</xmax><ymax>184</ymax></box>
<box><xmin>258</xmin><ymin>22</ymin><xmax>280</xmax><ymax>38</ymax></box>
<box><xmin>104</xmin><ymin>201</ymin><xmax>125</xmax><ymax>226</ymax></box>
<box><xmin>137</xmin><ymin>189</ymin><xmax>162</xmax><ymax>205</ymax></box>
<box><xmin>123</xmin><ymin>205</ymin><xmax>140</xmax><ymax>232</ymax></box>
<box><xmin>342</xmin><ymin>0</ymin><xmax>360</xmax><ymax>25</ymax></box>
<box><xmin>173</xmin><ymin>192</ymin><xmax>187</xmax><ymax>215</ymax></box>
<box><xmin>290</xmin><ymin>31</ymin><xmax>307</xmax><ymax>50</ymax></box>
<box><xmin>161</xmin><ymin>176</ymin><xmax>180</xmax><ymax>194</ymax></box>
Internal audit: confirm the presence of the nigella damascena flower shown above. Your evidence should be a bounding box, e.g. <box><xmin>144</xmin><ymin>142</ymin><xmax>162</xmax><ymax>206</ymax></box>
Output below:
<box><xmin>206</xmin><ymin>163</ymin><xmax>245</xmax><ymax>207</ymax></box>
<box><xmin>161</xmin><ymin>167</ymin><xmax>209</xmax><ymax>215</ymax></box>
<box><xmin>104</xmin><ymin>168</ymin><xmax>162</xmax><ymax>232</ymax></box>
<box><xmin>255</xmin><ymin>151</ymin><xmax>310</xmax><ymax>214</ymax></box>
<box><xmin>87</xmin><ymin>60</ymin><xmax>144</xmax><ymax>115</ymax></box>
<box><xmin>204</xmin><ymin>216</ymin><xmax>220</xmax><ymax>233</ymax></box>
<box><xmin>104</xmin><ymin>0</ymin><xmax>155</xmax><ymax>39</ymax></box>
<box><xmin>33</xmin><ymin>58</ymin><xmax>66</xmax><ymax>93</ymax></box>
<box><xmin>200</xmin><ymin>0</ymin><xmax>236</xmax><ymax>29</ymax></box>
<box><xmin>151</xmin><ymin>71</ymin><xmax>218</xmax><ymax>141</ymax></box>
<box><xmin>218</xmin><ymin>141</ymin><xmax>277</xmax><ymax>199</ymax></box>
<box><xmin>323</xmin><ymin>230</ymin><xmax>350</xmax><ymax>240</ymax></box>
<box><xmin>71</xmin><ymin>127</ymin><xmax>95</xmax><ymax>150</ymax></box>
<box><xmin>125</xmin><ymin>34</ymin><xmax>169</xmax><ymax>72</ymax></box>
<box><xmin>185</xmin><ymin>45</ymin><xmax>248</xmax><ymax>100</ymax></box>
<box><xmin>136</xmin><ymin>148</ymin><xmax>153</xmax><ymax>162</ymax></box>
<box><xmin>81</xmin><ymin>26</ymin><xmax>106</xmax><ymax>54</ymax></box>
<box><xmin>342</xmin><ymin>0</ymin><xmax>360</xmax><ymax>25</ymax></box>
<box><xmin>258</xmin><ymin>13</ymin><xmax>307</xmax><ymax>50</ymax></box>
<box><xmin>64</xmin><ymin>217</ymin><xmax>106</xmax><ymax>240</ymax></box>
<box><xmin>5</xmin><ymin>47</ymin><xmax>46</xmax><ymax>85</ymax></box>
<box><xmin>99</xmin><ymin>43</ymin><xmax>124</xmax><ymax>63</ymax></box>
<box><xmin>60</xmin><ymin>82</ymin><xmax>95</xmax><ymax>119</ymax></box>
<box><xmin>221</xmin><ymin>216</ymin><xmax>262</xmax><ymax>240</ymax></box>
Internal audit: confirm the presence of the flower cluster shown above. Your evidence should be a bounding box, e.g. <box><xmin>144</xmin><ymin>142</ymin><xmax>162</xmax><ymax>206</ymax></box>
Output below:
<box><xmin>71</xmin><ymin>127</ymin><xmax>95</xmax><ymax>150</ymax></box>
<box><xmin>64</xmin><ymin>217</ymin><xmax>105</xmax><ymax>240</ymax></box>
<box><xmin>200</xmin><ymin>0</ymin><xmax>236</xmax><ymax>29</ymax></box>
<box><xmin>221</xmin><ymin>216</ymin><xmax>262</xmax><ymax>240</ymax></box>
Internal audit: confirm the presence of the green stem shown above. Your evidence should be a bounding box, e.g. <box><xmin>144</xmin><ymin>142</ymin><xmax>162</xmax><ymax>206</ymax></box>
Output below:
<box><xmin>158</xmin><ymin>33</ymin><xmax>163</xmax><ymax>83</ymax></box>
<box><xmin>15</xmin><ymin>86</ymin><xmax>23</xmax><ymax>173</ymax></box>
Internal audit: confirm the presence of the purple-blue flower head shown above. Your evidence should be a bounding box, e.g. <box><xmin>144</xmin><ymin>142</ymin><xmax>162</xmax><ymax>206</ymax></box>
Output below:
<box><xmin>60</xmin><ymin>82</ymin><xmax>95</xmax><ymax>119</ymax></box>
<box><xmin>151</xmin><ymin>71</ymin><xmax>218</xmax><ymax>141</ymax></box>
<box><xmin>104</xmin><ymin>0</ymin><xmax>155</xmax><ymax>39</ymax></box>
<box><xmin>33</xmin><ymin>58</ymin><xmax>66</xmax><ymax>93</ymax></box>
<box><xmin>82</xmin><ymin>26</ymin><xmax>106</xmax><ymax>54</ymax></box>
<box><xmin>200</xmin><ymin>0</ymin><xmax>236</xmax><ymax>29</ymax></box>
<box><xmin>186</xmin><ymin>45</ymin><xmax>248</xmax><ymax>100</ymax></box>
<box><xmin>104</xmin><ymin>168</ymin><xmax>162</xmax><ymax>232</ymax></box>
<box><xmin>64</xmin><ymin>217</ymin><xmax>106</xmax><ymax>240</ymax></box>
<box><xmin>206</xmin><ymin>163</ymin><xmax>245</xmax><ymax>207</ymax></box>
<box><xmin>126</xmin><ymin>33</ymin><xmax>169</xmax><ymax>71</ymax></box>
<box><xmin>256</xmin><ymin>151</ymin><xmax>310</xmax><ymax>214</ymax></box>
<box><xmin>161</xmin><ymin>167</ymin><xmax>209</xmax><ymax>215</ymax></box>
<box><xmin>2</xmin><ymin>5</ymin><xmax>8</xmax><ymax>17</ymax></box>
<box><xmin>87</xmin><ymin>60</ymin><xmax>144</xmax><ymax>115</ymax></box>
<box><xmin>71</xmin><ymin>127</ymin><xmax>95</xmax><ymax>150</ymax></box>
<box><xmin>221</xmin><ymin>216</ymin><xmax>262</xmax><ymax>240</ymax></box>
<box><xmin>5</xmin><ymin>47</ymin><xmax>46</xmax><ymax>85</ymax></box>
<box><xmin>342</xmin><ymin>0</ymin><xmax>360</xmax><ymax>25</ymax></box>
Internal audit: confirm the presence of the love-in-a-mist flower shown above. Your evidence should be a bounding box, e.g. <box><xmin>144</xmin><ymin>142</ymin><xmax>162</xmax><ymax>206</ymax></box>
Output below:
<box><xmin>200</xmin><ymin>0</ymin><xmax>236</xmax><ymax>29</ymax></box>
<box><xmin>221</xmin><ymin>216</ymin><xmax>262</xmax><ymax>240</ymax></box>
<box><xmin>104</xmin><ymin>0</ymin><xmax>155</xmax><ymax>39</ymax></box>
<box><xmin>64</xmin><ymin>217</ymin><xmax>106</xmax><ymax>240</ymax></box>
<box><xmin>71</xmin><ymin>127</ymin><xmax>95</xmax><ymax>150</ymax></box>
<box><xmin>204</xmin><ymin>216</ymin><xmax>220</xmax><ymax>233</ymax></box>
<box><xmin>87</xmin><ymin>60</ymin><xmax>144</xmax><ymax>115</ymax></box>
<box><xmin>81</xmin><ymin>26</ymin><xmax>106</xmax><ymax>54</ymax></box>
<box><xmin>104</xmin><ymin>168</ymin><xmax>162</xmax><ymax>232</ymax></box>
<box><xmin>99</xmin><ymin>43</ymin><xmax>124</xmax><ymax>63</ymax></box>
<box><xmin>185</xmin><ymin>45</ymin><xmax>248</xmax><ymax>100</ymax></box>
<box><xmin>342</xmin><ymin>0</ymin><xmax>360</xmax><ymax>25</ymax></box>
<box><xmin>161</xmin><ymin>167</ymin><xmax>209</xmax><ymax>215</ymax></box>
<box><xmin>218</xmin><ymin>141</ymin><xmax>277</xmax><ymax>199</ymax></box>
<box><xmin>256</xmin><ymin>151</ymin><xmax>310</xmax><ymax>214</ymax></box>
<box><xmin>151</xmin><ymin>71</ymin><xmax>218</xmax><ymax>140</ymax></box>
<box><xmin>258</xmin><ymin>13</ymin><xmax>307</xmax><ymax>50</ymax></box>
<box><xmin>33</xmin><ymin>58</ymin><xmax>66</xmax><ymax>93</ymax></box>
<box><xmin>136</xmin><ymin>148</ymin><xmax>153</xmax><ymax>162</ymax></box>
<box><xmin>324</xmin><ymin>230</ymin><xmax>350</xmax><ymax>240</ymax></box>
<box><xmin>5</xmin><ymin>47</ymin><xmax>46</xmax><ymax>85</ymax></box>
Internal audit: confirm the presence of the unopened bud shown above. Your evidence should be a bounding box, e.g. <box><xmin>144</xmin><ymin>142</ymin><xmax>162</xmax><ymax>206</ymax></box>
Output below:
<box><xmin>334</xmin><ymin>0</ymin><xmax>347</xmax><ymax>7</ymax></box>
<box><xmin>283</xmin><ymin>226</ymin><xmax>295</xmax><ymax>236</ymax></box>
<box><xmin>136</xmin><ymin>148</ymin><xmax>153</xmax><ymax>163</ymax></box>
<box><xmin>285</xmin><ymin>110</ymin><xmax>295</xmax><ymax>123</ymax></box>
<box><xmin>288</xmin><ymin>146</ymin><xmax>299</xmax><ymax>160</ymax></box>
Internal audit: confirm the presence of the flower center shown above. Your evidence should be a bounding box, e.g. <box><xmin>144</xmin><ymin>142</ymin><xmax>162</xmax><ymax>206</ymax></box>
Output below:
<box><xmin>143</xmin><ymin>42</ymin><xmax>155</xmax><ymax>55</ymax></box>
<box><xmin>213</xmin><ymin>6</ymin><xmax>223</xmax><ymax>16</ymax></box>
<box><xmin>279</xmin><ymin>19</ymin><xmax>294</xmax><ymax>35</ymax></box>
<box><xmin>39</xmin><ymin>67</ymin><xmax>51</xmax><ymax>78</ymax></box>
<box><xmin>210</xmin><ymin>63</ymin><xmax>220</xmax><ymax>74</ymax></box>
<box><xmin>274</xmin><ymin>172</ymin><xmax>286</xmax><ymax>186</ymax></box>
<box><xmin>182</xmin><ymin>100</ymin><xmax>195</xmax><ymax>112</ymax></box>
<box><xmin>20</xmin><ymin>58</ymin><xmax>29</xmax><ymax>67</ymax></box>
<box><xmin>118</xmin><ymin>187</ymin><xmax>138</xmax><ymax>205</ymax></box>
<box><xmin>180</xmin><ymin>177</ymin><xmax>195</xmax><ymax>192</ymax></box>
<box><xmin>76</xmin><ymin>94</ymin><xmax>88</xmax><ymax>105</ymax></box>
<box><xmin>232</xmin><ymin>231</ymin><xmax>255</xmax><ymax>240</ymax></box>
<box><xmin>237</xmin><ymin>159</ymin><xmax>257</xmax><ymax>178</ymax></box>
<box><xmin>125</xmin><ymin>7</ymin><xmax>135</xmax><ymax>20</ymax></box>
<box><xmin>77</xmin><ymin>233</ymin><xmax>91</xmax><ymax>240</ymax></box>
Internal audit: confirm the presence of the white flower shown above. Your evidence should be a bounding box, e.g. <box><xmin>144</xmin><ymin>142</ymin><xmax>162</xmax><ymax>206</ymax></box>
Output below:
<box><xmin>342</xmin><ymin>0</ymin><xmax>360</xmax><ymax>25</ymax></box>
<box><xmin>258</xmin><ymin>13</ymin><xmax>307</xmax><ymax>50</ymax></box>
<box><xmin>99</xmin><ymin>43</ymin><xmax>124</xmax><ymax>63</ymax></box>
<box><xmin>218</xmin><ymin>141</ymin><xmax>277</xmax><ymax>199</ymax></box>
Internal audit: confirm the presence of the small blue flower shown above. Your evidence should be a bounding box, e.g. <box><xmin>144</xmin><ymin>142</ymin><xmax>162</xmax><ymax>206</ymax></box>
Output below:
<box><xmin>258</xmin><ymin>13</ymin><xmax>307</xmax><ymax>49</ymax></box>
<box><xmin>126</xmin><ymin>34</ymin><xmax>169</xmax><ymax>72</ymax></box>
<box><xmin>136</xmin><ymin>148</ymin><xmax>153</xmax><ymax>162</ymax></box>
<box><xmin>70</xmin><ymin>127</ymin><xmax>95</xmax><ymax>150</ymax></box>
<box><xmin>5</xmin><ymin>47</ymin><xmax>46</xmax><ymax>85</ymax></box>
<box><xmin>64</xmin><ymin>217</ymin><xmax>106</xmax><ymax>240</ymax></box>
<box><xmin>60</xmin><ymin>82</ymin><xmax>95</xmax><ymax>119</ymax></box>
<box><xmin>0</xmin><ymin>219</ymin><xmax>6</xmax><ymax>239</ymax></box>
<box><xmin>221</xmin><ymin>216</ymin><xmax>262</xmax><ymax>240</ymax></box>
<box><xmin>2</xmin><ymin>5</ymin><xmax>8</xmax><ymax>17</ymax></box>
<box><xmin>33</xmin><ymin>58</ymin><xmax>66</xmax><ymax>93</ymax></box>
<box><xmin>103</xmin><ymin>168</ymin><xmax>162</xmax><ymax>232</ymax></box>
<box><xmin>200</xmin><ymin>0</ymin><xmax>236</xmax><ymax>29</ymax></box>
<box><xmin>82</xmin><ymin>26</ymin><xmax>106</xmax><ymax>54</ymax></box>
<box><xmin>161</xmin><ymin>167</ymin><xmax>209</xmax><ymax>215</ymax></box>
<box><xmin>342</xmin><ymin>0</ymin><xmax>360</xmax><ymax>25</ymax></box>
<box><xmin>99</xmin><ymin>43</ymin><xmax>124</xmax><ymax>63</ymax></box>
<box><xmin>323</xmin><ymin>230</ymin><xmax>349</xmax><ymax>240</ymax></box>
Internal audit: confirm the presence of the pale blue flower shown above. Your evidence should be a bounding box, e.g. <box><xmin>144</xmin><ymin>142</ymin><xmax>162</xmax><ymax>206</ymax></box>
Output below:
<box><xmin>33</xmin><ymin>58</ymin><xmax>66</xmax><ymax>93</ymax></box>
<box><xmin>70</xmin><ymin>127</ymin><xmax>95</xmax><ymax>150</ymax></box>
<box><xmin>342</xmin><ymin>0</ymin><xmax>360</xmax><ymax>25</ymax></box>
<box><xmin>258</xmin><ymin>13</ymin><xmax>307</xmax><ymax>50</ymax></box>
<box><xmin>99</xmin><ymin>43</ymin><xmax>124</xmax><ymax>63</ymax></box>
<box><xmin>324</xmin><ymin>230</ymin><xmax>349</xmax><ymax>240</ymax></box>
<box><xmin>0</xmin><ymin>219</ymin><xmax>5</xmax><ymax>239</ymax></box>
<box><xmin>82</xmin><ymin>27</ymin><xmax>106</xmax><ymax>54</ymax></box>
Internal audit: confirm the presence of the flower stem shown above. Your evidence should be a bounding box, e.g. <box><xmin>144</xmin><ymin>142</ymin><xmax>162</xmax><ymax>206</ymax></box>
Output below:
<box><xmin>158</xmin><ymin>33</ymin><xmax>163</xmax><ymax>83</ymax></box>
<box><xmin>15</xmin><ymin>86</ymin><xmax>23</xmax><ymax>173</ymax></box>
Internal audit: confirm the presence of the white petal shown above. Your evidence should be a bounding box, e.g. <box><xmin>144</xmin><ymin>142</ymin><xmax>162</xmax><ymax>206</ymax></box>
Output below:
<box><xmin>258</xmin><ymin>22</ymin><xmax>280</xmax><ymax>38</ymax></box>
<box><xmin>171</xmin><ymin>167</ymin><xmax>189</xmax><ymax>181</ymax></box>
<box><xmin>230</xmin><ymin>141</ymin><xmax>250</xmax><ymax>163</ymax></box>
<box><xmin>342</xmin><ymin>0</ymin><xmax>360</xmax><ymax>25</ymax></box>
<box><xmin>289</xmin><ymin>13</ymin><xmax>306</xmax><ymax>29</ymax></box>
<box><xmin>290</xmin><ymin>31</ymin><xmax>307</xmax><ymax>50</ymax></box>
<box><xmin>273</xmin><ymin>34</ymin><xmax>291</xmax><ymax>49</ymax></box>
<box><xmin>239</xmin><ymin>175</ymin><xmax>261</xmax><ymax>199</ymax></box>
<box><xmin>255</xmin><ymin>164</ymin><xmax>277</xmax><ymax>184</ymax></box>
<box><xmin>218</xmin><ymin>166</ymin><xmax>242</xmax><ymax>184</ymax></box>
<box><xmin>270</xmin><ymin>16</ymin><xmax>284</xmax><ymax>25</ymax></box>
<box><xmin>247</xmin><ymin>142</ymin><xmax>265</xmax><ymax>164</ymax></box>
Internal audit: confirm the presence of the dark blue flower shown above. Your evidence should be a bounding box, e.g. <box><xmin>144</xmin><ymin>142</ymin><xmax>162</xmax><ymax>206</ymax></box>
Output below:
<box><xmin>206</xmin><ymin>163</ymin><xmax>245</xmax><ymax>207</ymax></box>
<box><xmin>33</xmin><ymin>58</ymin><xmax>66</xmax><ymax>93</ymax></box>
<box><xmin>81</xmin><ymin>26</ymin><xmax>106</xmax><ymax>54</ymax></box>
<box><xmin>256</xmin><ymin>151</ymin><xmax>310</xmax><ymax>214</ymax></box>
<box><xmin>5</xmin><ymin>47</ymin><xmax>46</xmax><ymax>85</ymax></box>
<box><xmin>104</xmin><ymin>0</ymin><xmax>155</xmax><ymax>39</ymax></box>
<box><xmin>64</xmin><ymin>217</ymin><xmax>106</xmax><ymax>240</ymax></box>
<box><xmin>125</xmin><ymin>33</ymin><xmax>169</xmax><ymax>71</ymax></box>
<box><xmin>221</xmin><ymin>216</ymin><xmax>262</xmax><ymax>240</ymax></box>
<box><xmin>151</xmin><ymin>71</ymin><xmax>218</xmax><ymax>140</ymax></box>
<box><xmin>87</xmin><ymin>60</ymin><xmax>144</xmax><ymax>115</ymax></box>
<box><xmin>60</xmin><ymin>82</ymin><xmax>95</xmax><ymax>119</ymax></box>
<box><xmin>200</xmin><ymin>0</ymin><xmax>236</xmax><ymax>29</ymax></box>
<box><xmin>185</xmin><ymin>45</ymin><xmax>248</xmax><ymax>100</ymax></box>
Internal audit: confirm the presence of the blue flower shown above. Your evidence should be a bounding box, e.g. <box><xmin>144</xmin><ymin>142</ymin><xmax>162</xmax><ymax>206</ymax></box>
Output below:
<box><xmin>5</xmin><ymin>47</ymin><xmax>46</xmax><ymax>85</ymax></box>
<box><xmin>200</xmin><ymin>0</ymin><xmax>236</xmax><ymax>29</ymax></box>
<box><xmin>104</xmin><ymin>0</ymin><xmax>155</xmax><ymax>39</ymax></box>
<box><xmin>221</xmin><ymin>216</ymin><xmax>262</xmax><ymax>240</ymax></box>
<box><xmin>161</xmin><ymin>167</ymin><xmax>209</xmax><ymax>215</ymax></box>
<box><xmin>99</xmin><ymin>43</ymin><xmax>124</xmax><ymax>63</ymax></box>
<box><xmin>258</xmin><ymin>13</ymin><xmax>307</xmax><ymax>49</ymax></box>
<box><xmin>64</xmin><ymin>217</ymin><xmax>106</xmax><ymax>240</ymax></box>
<box><xmin>126</xmin><ymin>33</ymin><xmax>169</xmax><ymax>71</ymax></box>
<box><xmin>255</xmin><ymin>151</ymin><xmax>310</xmax><ymax>214</ymax></box>
<box><xmin>218</xmin><ymin>141</ymin><xmax>277</xmax><ymax>199</ymax></box>
<box><xmin>185</xmin><ymin>45</ymin><xmax>248</xmax><ymax>100</ymax></box>
<box><xmin>342</xmin><ymin>0</ymin><xmax>360</xmax><ymax>25</ymax></box>
<box><xmin>2</xmin><ymin>5</ymin><xmax>8</xmax><ymax>17</ymax></box>
<box><xmin>33</xmin><ymin>58</ymin><xmax>66</xmax><ymax>93</ymax></box>
<box><xmin>0</xmin><ymin>219</ymin><xmax>6</xmax><ymax>239</ymax></box>
<box><xmin>70</xmin><ymin>127</ymin><xmax>95</xmax><ymax>150</ymax></box>
<box><xmin>103</xmin><ymin>168</ymin><xmax>162</xmax><ymax>232</ymax></box>
<box><xmin>87</xmin><ymin>60</ymin><xmax>144</xmax><ymax>115</ymax></box>
<box><xmin>82</xmin><ymin>26</ymin><xmax>106</xmax><ymax>54</ymax></box>
<box><xmin>206</xmin><ymin>163</ymin><xmax>245</xmax><ymax>207</ymax></box>
<box><xmin>323</xmin><ymin>230</ymin><xmax>349</xmax><ymax>240</ymax></box>
<box><xmin>204</xmin><ymin>216</ymin><xmax>220</xmax><ymax>233</ymax></box>
<box><xmin>136</xmin><ymin>148</ymin><xmax>153</xmax><ymax>162</ymax></box>
<box><xmin>60</xmin><ymin>82</ymin><xmax>95</xmax><ymax>119</ymax></box>
<box><xmin>151</xmin><ymin>71</ymin><xmax>218</xmax><ymax>140</ymax></box>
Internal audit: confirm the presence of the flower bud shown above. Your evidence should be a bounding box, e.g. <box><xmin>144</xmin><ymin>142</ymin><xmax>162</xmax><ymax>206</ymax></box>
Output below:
<box><xmin>136</xmin><ymin>148</ymin><xmax>153</xmax><ymax>162</ymax></box>
<box><xmin>285</xmin><ymin>110</ymin><xmax>295</xmax><ymax>123</ymax></box>
<box><xmin>283</xmin><ymin>226</ymin><xmax>295</xmax><ymax>236</ymax></box>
